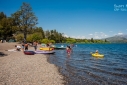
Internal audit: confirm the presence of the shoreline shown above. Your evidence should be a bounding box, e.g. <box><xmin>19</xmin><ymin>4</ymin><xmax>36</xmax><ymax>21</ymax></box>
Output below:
<box><xmin>0</xmin><ymin>42</ymin><xmax>65</xmax><ymax>85</ymax></box>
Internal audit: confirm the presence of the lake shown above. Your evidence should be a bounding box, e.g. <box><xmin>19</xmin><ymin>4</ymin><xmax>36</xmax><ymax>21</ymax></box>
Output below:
<box><xmin>47</xmin><ymin>44</ymin><xmax>127</xmax><ymax>85</ymax></box>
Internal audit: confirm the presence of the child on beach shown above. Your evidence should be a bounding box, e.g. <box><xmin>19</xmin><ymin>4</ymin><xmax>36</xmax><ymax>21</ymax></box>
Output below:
<box><xmin>15</xmin><ymin>45</ymin><xmax>21</xmax><ymax>51</ymax></box>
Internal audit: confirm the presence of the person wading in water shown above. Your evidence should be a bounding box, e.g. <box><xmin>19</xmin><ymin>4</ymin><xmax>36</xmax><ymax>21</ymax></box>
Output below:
<box><xmin>66</xmin><ymin>46</ymin><xmax>72</xmax><ymax>55</ymax></box>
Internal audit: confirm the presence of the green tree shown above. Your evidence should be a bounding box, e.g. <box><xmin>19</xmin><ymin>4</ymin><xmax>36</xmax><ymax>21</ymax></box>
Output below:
<box><xmin>30</xmin><ymin>32</ymin><xmax>42</xmax><ymax>42</ymax></box>
<box><xmin>91</xmin><ymin>38</ymin><xmax>94</xmax><ymax>43</ymax></box>
<box><xmin>0</xmin><ymin>12</ymin><xmax>6</xmax><ymax>20</ymax></box>
<box><xmin>33</xmin><ymin>27</ymin><xmax>45</xmax><ymax>39</ymax></box>
<box><xmin>0</xmin><ymin>17</ymin><xmax>14</xmax><ymax>40</ymax></box>
<box><xmin>15</xmin><ymin>33</ymin><xmax>24</xmax><ymax>42</ymax></box>
<box><xmin>0</xmin><ymin>12</ymin><xmax>7</xmax><ymax>39</ymax></box>
<box><xmin>45</xmin><ymin>30</ymin><xmax>50</xmax><ymax>39</ymax></box>
<box><xmin>49</xmin><ymin>40</ymin><xmax>55</xmax><ymax>43</ymax></box>
<box><xmin>66</xmin><ymin>38</ymin><xmax>76</xmax><ymax>43</ymax></box>
<box><xmin>105</xmin><ymin>39</ymin><xmax>107</xmax><ymax>42</ymax></box>
<box><xmin>11</xmin><ymin>2</ymin><xmax>38</xmax><ymax>41</ymax></box>
<box><xmin>41</xmin><ymin>39</ymin><xmax>49</xmax><ymax>44</ymax></box>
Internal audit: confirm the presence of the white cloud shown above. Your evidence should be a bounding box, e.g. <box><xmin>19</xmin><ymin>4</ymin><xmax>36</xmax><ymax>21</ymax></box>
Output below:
<box><xmin>71</xmin><ymin>36</ymin><xmax>75</xmax><ymax>38</ymax></box>
<box><xmin>71</xmin><ymin>35</ymin><xmax>79</xmax><ymax>39</ymax></box>
<box><xmin>64</xmin><ymin>32</ymin><xmax>109</xmax><ymax>39</ymax></box>
<box><xmin>81</xmin><ymin>36</ymin><xmax>85</xmax><ymax>39</ymax></box>
<box><xmin>77</xmin><ymin>35</ymin><xmax>85</xmax><ymax>39</ymax></box>
<box><xmin>105</xmin><ymin>35</ymin><xmax>108</xmax><ymax>37</ymax></box>
<box><xmin>117</xmin><ymin>32</ymin><xmax>123</xmax><ymax>35</ymax></box>
<box><xmin>63</xmin><ymin>34</ymin><xmax>69</xmax><ymax>37</ymax></box>
<box><xmin>88</xmin><ymin>32</ymin><xmax>108</xmax><ymax>39</ymax></box>
<box><xmin>89</xmin><ymin>34</ymin><xmax>93</xmax><ymax>35</ymax></box>
<box><xmin>94</xmin><ymin>36</ymin><xmax>99</xmax><ymax>39</ymax></box>
<box><xmin>71</xmin><ymin>35</ymin><xmax>86</xmax><ymax>39</ymax></box>
<box><xmin>76</xmin><ymin>36</ymin><xmax>79</xmax><ymax>39</ymax></box>
<box><xmin>95</xmin><ymin>32</ymin><xmax>98</xmax><ymax>33</ymax></box>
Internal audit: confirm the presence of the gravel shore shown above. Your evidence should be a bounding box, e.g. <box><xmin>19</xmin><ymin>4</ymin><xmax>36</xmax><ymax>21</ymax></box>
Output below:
<box><xmin>0</xmin><ymin>42</ymin><xmax>64</xmax><ymax>85</ymax></box>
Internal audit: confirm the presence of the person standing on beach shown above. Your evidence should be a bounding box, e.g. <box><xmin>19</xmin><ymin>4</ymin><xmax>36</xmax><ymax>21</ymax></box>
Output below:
<box><xmin>33</xmin><ymin>41</ymin><xmax>37</xmax><ymax>51</ymax></box>
<box><xmin>24</xmin><ymin>42</ymin><xmax>28</xmax><ymax>50</ymax></box>
<box><xmin>21</xmin><ymin>41</ymin><xmax>25</xmax><ymax>51</ymax></box>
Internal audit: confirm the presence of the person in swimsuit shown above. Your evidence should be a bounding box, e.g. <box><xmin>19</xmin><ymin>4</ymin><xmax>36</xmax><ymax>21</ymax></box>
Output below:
<box><xmin>24</xmin><ymin>42</ymin><xmax>28</xmax><ymax>50</ymax></box>
<box><xmin>33</xmin><ymin>41</ymin><xmax>37</xmax><ymax>51</ymax></box>
<box><xmin>66</xmin><ymin>46</ymin><xmax>72</xmax><ymax>55</ymax></box>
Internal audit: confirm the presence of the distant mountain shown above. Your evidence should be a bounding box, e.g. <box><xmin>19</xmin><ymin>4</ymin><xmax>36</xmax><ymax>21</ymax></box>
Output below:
<box><xmin>115</xmin><ymin>34</ymin><xmax>127</xmax><ymax>39</ymax></box>
<box><xmin>104</xmin><ymin>34</ymin><xmax>127</xmax><ymax>43</ymax></box>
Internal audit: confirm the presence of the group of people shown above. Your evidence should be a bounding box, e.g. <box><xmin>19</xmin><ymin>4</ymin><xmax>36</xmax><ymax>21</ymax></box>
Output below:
<box><xmin>15</xmin><ymin>41</ymin><xmax>29</xmax><ymax>51</ymax></box>
<box><xmin>15</xmin><ymin>41</ymin><xmax>53</xmax><ymax>51</ymax></box>
<box><xmin>15</xmin><ymin>42</ymin><xmax>99</xmax><ymax>55</ymax></box>
<box><xmin>15</xmin><ymin>41</ymin><xmax>38</xmax><ymax>51</ymax></box>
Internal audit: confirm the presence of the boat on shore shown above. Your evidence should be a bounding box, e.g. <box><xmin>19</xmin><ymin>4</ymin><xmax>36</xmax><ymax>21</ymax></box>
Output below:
<box><xmin>53</xmin><ymin>45</ymin><xmax>66</xmax><ymax>50</ymax></box>
<box><xmin>40</xmin><ymin>43</ymin><xmax>54</xmax><ymax>51</ymax></box>
<box><xmin>54</xmin><ymin>47</ymin><xmax>66</xmax><ymax>50</ymax></box>
<box><xmin>24</xmin><ymin>50</ymin><xmax>35</xmax><ymax>55</ymax></box>
<box><xmin>35</xmin><ymin>50</ymin><xmax>55</xmax><ymax>54</ymax></box>
<box><xmin>40</xmin><ymin>47</ymin><xmax>54</xmax><ymax>51</ymax></box>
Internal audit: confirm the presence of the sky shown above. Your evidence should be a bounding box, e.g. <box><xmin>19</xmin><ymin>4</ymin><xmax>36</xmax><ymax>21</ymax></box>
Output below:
<box><xmin>0</xmin><ymin>0</ymin><xmax>127</xmax><ymax>39</ymax></box>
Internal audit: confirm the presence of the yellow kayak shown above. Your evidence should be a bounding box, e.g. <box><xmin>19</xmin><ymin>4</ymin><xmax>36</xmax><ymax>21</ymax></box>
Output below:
<box><xmin>92</xmin><ymin>53</ymin><xmax>104</xmax><ymax>58</ymax></box>
<box><xmin>40</xmin><ymin>47</ymin><xmax>54</xmax><ymax>51</ymax></box>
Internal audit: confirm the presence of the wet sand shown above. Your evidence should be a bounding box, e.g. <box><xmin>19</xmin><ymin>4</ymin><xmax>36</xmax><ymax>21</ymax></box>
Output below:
<box><xmin>0</xmin><ymin>42</ymin><xmax>64</xmax><ymax>85</ymax></box>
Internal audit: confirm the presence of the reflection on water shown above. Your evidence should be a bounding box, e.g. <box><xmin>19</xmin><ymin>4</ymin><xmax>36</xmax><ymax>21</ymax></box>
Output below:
<box><xmin>47</xmin><ymin>44</ymin><xmax>127</xmax><ymax>85</ymax></box>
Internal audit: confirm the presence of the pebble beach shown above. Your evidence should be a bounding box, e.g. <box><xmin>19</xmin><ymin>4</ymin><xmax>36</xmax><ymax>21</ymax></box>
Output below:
<box><xmin>0</xmin><ymin>42</ymin><xmax>64</xmax><ymax>85</ymax></box>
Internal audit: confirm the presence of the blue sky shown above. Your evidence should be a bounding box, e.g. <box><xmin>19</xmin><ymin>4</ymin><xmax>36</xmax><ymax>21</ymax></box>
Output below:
<box><xmin>0</xmin><ymin>0</ymin><xmax>127</xmax><ymax>39</ymax></box>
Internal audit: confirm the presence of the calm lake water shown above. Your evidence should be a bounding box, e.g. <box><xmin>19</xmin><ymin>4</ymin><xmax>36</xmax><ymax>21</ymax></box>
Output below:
<box><xmin>47</xmin><ymin>44</ymin><xmax>127</xmax><ymax>85</ymax></box>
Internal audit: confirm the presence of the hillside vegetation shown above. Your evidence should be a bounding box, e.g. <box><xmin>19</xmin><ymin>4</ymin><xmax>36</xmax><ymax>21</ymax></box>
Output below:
<box><xmin>105</xmin><ymin>35</ymin><xmax>127</xmax><ymax>43</ymax></box>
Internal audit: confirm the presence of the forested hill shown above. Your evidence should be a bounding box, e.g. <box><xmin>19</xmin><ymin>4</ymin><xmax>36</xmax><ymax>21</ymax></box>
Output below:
<box><xmin>105</xmin><ymin>34</ymin><xmax>127</xmax><ymax>43</ymax></box>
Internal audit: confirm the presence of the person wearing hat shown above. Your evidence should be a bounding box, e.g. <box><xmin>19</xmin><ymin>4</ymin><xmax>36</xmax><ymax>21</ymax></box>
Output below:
<box><xmin>95</xmin><ymin>50</ymin><xmax>99</xmax><ymax>55</ymax></box>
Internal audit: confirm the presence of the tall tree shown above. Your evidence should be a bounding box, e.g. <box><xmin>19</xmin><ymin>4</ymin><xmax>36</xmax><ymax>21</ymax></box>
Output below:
<box><xmin>0</xmin><ymin>17</ymin><xmax>14</xmax><ymax>40</ymax></box>
<box><xmin>11</xmin><ymin>2</ymin><xmax>38</xmax><ymax>41</ymax></box>
<box><xmin>45</xmin><ymin>30</ymin><xmax>50</xmax><ymax>39</ymax></box>
<box><xmin>33</xmin><ymin>27</ymin><xmax>45</xmax><ymax>39</ymax></box>
<box><xmin>91</xmin><ymin>38</ymin><xmax>94</xmax><ymax>43</ymax></box>
<box><xmin>0</xmin><ymin>12</ymin><xmax>6</xmax><ymax>20</ymax></box>
<box><xmin>0</xmin><ymin>12</ymin><xmax>7</xmax><ymax>38</ymax></box>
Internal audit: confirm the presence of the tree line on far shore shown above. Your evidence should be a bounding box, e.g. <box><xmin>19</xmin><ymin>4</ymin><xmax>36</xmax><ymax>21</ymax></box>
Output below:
<box><xmin>0</xmin><ymin>2</ymin><xmax>109</xmax><ymax>44</ymax></box>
